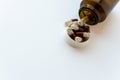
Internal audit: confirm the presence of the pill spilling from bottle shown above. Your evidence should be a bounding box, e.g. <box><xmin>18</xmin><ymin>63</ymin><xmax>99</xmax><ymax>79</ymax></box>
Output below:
<box><xmin>64</xmin><ymin>0</ymin><xmax>119</xmax><ymax>47</ymax></box>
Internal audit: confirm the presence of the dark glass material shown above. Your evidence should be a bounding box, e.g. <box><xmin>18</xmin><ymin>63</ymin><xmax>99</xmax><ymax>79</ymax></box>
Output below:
<box><xmin>79</xmin><ymin>0</ymin><xmax>119</xmax><ymax>25</ymax></box>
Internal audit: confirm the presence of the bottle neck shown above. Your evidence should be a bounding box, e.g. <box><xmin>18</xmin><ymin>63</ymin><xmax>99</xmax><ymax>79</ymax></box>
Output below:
<box><xmin>79</xmin><ymin>6</ymin><xmax>99</xmax><ymax>25</ymax></box>
<box><xmin>79</xmin><ymin>1</ymin><xmax>107</xmax><ymax>25</ymax></box>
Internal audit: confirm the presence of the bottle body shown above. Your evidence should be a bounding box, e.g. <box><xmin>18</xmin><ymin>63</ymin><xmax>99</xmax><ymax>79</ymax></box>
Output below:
<box><xmin>79</xmin><ymin>0</ymin><xmax>119</xmax><ymax>25</ymax></box>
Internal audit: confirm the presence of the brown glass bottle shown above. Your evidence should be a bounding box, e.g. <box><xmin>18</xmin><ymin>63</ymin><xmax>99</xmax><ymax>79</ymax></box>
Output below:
<box><xmin>79</xmin><ymin>0</ymin><xmax>119</xmax><ymax>25</ymax></box>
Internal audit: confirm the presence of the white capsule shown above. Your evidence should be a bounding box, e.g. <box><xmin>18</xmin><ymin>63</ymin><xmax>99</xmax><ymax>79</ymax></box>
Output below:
<box><xmin>67</xmin><ymin>28</ymin><xmax>74</xmax><ymax>35</ymax></box>
<box><xmin>83</xmin><ymin>32</ymin><xmax>90</xmax><ymax>38</ymax></box>
<box><xmin>78</xmin><ymin>20</ymin><xmax>84</xmax><ymax>26</ymax></box>
<box><xmin>70</xmin><ymin>24</ymin><xmax>79</xmax><ymax>30</ymax></box>
<box><xmin>78</xmin><ymin>20</ymin><xmax>82</xmax><ymax>26</ymax></box>
<box><xmin>65</xmin><ymin>21</ymin><xmax>73</xmax><ymax>27</ymax></box>
<box><xmin>75</xmin><ymin>37</ymin><xmax>82</xmax><ymax>43</ymax></box>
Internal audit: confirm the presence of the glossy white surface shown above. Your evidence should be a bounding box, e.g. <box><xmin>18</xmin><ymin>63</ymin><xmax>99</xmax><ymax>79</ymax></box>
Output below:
<box><xmin>0</xmin><ymin>0</ymin><xmax>120</xmax><ymax>80</ymax></box>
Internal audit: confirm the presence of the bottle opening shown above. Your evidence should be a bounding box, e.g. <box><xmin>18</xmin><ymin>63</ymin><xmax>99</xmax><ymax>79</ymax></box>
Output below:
<box><xmin>79</xmin><ymin>7</ymin><xmax>99</xmax><ymax>25</ymax></box>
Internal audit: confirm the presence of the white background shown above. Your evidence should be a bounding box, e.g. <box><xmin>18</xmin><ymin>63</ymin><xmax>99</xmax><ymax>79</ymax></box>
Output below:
<box><xmin>0</xmin><ymin>0</ymin><xmax>120</xmax><ymax>80</ymax></box>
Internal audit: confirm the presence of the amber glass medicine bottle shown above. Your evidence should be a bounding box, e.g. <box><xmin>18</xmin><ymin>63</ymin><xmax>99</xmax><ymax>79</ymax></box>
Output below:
<box><xmin>79</xmin><ymin>0</ymin><xmax>119</xmax><ymax>25</ymax></box>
